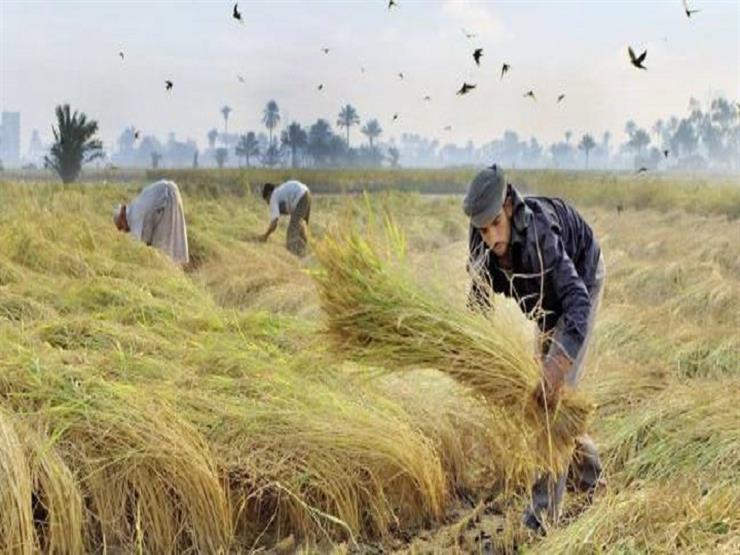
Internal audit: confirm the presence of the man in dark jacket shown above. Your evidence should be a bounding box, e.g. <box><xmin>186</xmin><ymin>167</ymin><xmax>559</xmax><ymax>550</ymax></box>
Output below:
<box><xmin>463</xmin><ymin>164</ymin><xmax>605</xmax><ymax>532</ymax></box>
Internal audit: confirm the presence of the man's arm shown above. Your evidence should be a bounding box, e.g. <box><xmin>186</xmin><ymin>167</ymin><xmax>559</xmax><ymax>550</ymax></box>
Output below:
<box><xmin>533</xmin><ymin>230</ymin><xmax>592</xmax><ymax>409</ymax></box>
<box><xmin>261</xmin><ymin>193</ymin><xmax>282</xmax><ymax>242</ymax></box>
<box><xmin>261</xmin><ymin>218</ymin><xmax>278</xmax><ymax>242</ymax></box>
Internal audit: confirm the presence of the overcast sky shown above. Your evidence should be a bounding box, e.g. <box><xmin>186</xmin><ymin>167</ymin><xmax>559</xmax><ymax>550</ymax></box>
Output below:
<box><xmin>1</xmin><ymin>0</ymin><xmax>738</xmax><ymax>152</ymax></box>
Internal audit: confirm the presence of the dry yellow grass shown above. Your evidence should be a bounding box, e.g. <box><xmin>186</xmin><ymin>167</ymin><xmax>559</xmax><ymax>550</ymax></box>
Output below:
<box><xmin>0</xmin><ymin>174</ymin><xmax>738</xmax><ymax>553</ymax></box>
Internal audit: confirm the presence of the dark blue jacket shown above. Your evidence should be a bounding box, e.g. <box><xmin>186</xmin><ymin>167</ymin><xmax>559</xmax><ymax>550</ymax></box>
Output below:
<box><xmin>468</xmin><ymin>185</ymin><xmax>601</xmax><ymax>359</ymax></box>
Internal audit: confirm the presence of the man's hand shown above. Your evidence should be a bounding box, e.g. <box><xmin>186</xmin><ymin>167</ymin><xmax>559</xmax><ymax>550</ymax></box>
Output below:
<box><xmin>534</xmin><ymin>352</ymin><xmax>570</xmax><ymax>411</ymax></box>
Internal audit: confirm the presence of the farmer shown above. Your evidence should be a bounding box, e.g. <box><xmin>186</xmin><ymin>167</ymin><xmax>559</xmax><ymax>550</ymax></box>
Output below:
<box><xmin>113</xmin><ymin>179</ymin><xmax>189</xmax><ymax>266</ymax></box>
<box><xmin>260</xmin><ymin>180</ymin><xmax>312</xmax><ymax>257</ymax></box>
<box><xmin>463</xmin><ymin>164</ymin><xmax>604</xmax><ymax>533</ymax></box>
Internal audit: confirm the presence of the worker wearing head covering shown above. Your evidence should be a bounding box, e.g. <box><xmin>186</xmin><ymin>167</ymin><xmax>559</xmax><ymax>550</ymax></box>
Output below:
<box><xmin>114</xmin><ymin>179</ymin><xmax>189</xmax><ymax>265</ymax></box>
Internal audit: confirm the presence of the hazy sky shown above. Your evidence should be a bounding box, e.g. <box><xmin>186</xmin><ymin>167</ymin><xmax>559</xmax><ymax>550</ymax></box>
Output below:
<box><xmin>1</xmin><ymin>0</ymin><xmax>738</xmax><ymax>152</ymax></box>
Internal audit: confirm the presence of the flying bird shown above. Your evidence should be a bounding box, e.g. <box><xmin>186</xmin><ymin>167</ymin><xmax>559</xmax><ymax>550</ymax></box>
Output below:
<box><xmin>388</xmin><ymin>0</ymin><xmax>397</xmax><ymax>9</ymax></box>
<box><xmin>321</xmin><ymin>47</ymin><xmax>330</xmax><ymax>54</ymax></box>
<box><xmin>523</xmin><ymin>90</ymin><xmax>536</xmax><ymax>100</ymax></box>
<box><xmin>360</xmin><ymin>66</ymin><xmax>366</xmax><ymax>74</ymax></box>
<box><xmin>682</xmin><ymin>0</ymin><xmax>700</xmax><ymax>18</ymax></box>
<box><xmin>232</xmin><ymin>3</ymin><xmax>242</xmax><ymax>22</ymax></box>
<box><xmin>462</xmin><ymin>28</ymin><xmax>477</xmax><ymax>39</ymax></box>
<box><xmin>423</xmin><ymin>95</ymin><xmax>431</xmax><ymax>101</ymax></box>
<box><xmin>237</xmin><ymin>74</ymin><xmax>245</xmax><ymax>83</ymax></box>
<box><xmin>473</xmin><ymin>48</ymin><xmax>483</xmax><ymax>66</ymax></box>
<box><xmin>500</xmin><ymin>63</ymin><xmax>510</xmax><ymax>79</ymax></box>
<box><xmin>636</xmin><ymin>166</ymin><xmax>648</xmax><ymax>174</ymax></box>
<box><xmin>557</xmin><ymin>93</ymin><xmax>566</xmax><ymax>103</ymax></box>
<box><xmin>392</xmin><ymin>113</ymin><xmax>399</xmax><ymax>122</ymax></box>
<box><xmin>628</xmin><ymin>46</ymin><xmax>647</xmax><ymax>70</ymax></box>
<box><xmin>165</xmin><ymin>80</ymin><xmax>173</xmax><ymax>91</ymax></box>
<box><xmin>118</xmin><ymin>51</ymin><xmax>124</xmax><ymax>60</ymax></box>
<box><xmin>317</xmin><ymin>84</ymin><xmax>324</xmax><ymax>91</ymax></box>
<box><xmin>663</xmin><ymin>149</ymin><xmax>670</xmax><ymax>158</ymax></box>
<box><xmin>398</xmin><ymin>72</ymin><xmax>404</xmax><ymax>79</ymax></box>
<box><xmin>443</xmin><ymin>125</ymin><xmax>452</xmax><ymax>131</ymax></box>
<box><xmin>134</xmin><ymin>130</ymin><xmax>141</xmax><ymax>140</ymax></box>
<box><xmin>457</xmin><ymin>82</ymin><xmax>476</xmax><ymax>95</ymax></box>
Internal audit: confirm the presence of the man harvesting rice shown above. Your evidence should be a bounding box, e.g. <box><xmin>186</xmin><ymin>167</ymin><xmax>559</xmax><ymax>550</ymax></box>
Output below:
<box><xmin>464</xmin><ymin>164</ymin><xmax>604</xmax><ymax>533</ymax></box>
<box><xmin>113</xmin><ymin>179</ymin><xmax>189</xmax><ymax>265</ymax></box>
<box><xmin>260</xmin><ymin>180</ymin><xmax>312</xmax><ymax>257</ymax></box>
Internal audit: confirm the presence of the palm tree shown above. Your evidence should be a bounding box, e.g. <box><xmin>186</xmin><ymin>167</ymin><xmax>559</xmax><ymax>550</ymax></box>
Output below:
<box><xmin>307</xmin><ymin>119</ymin><xmax>333</xmax><ymax>166</ymax></box>
<box><xmin>281</xmin><ymin>122</ymin><xmax>308</xmax><ymax>168</ymax></box>
<box><xmin>564</xmin><ymin>130</ymin><xmax>573</xmax><ymax>144</ymax></box>
<box><xmin>336</xmin><ymin>104</ymin><xmax>360</xmax><ymax>147</ymax></box>
<box><xmin>262</xmin><ymin>100</ymin><xmax>281</xmax><ymax>146</ymax></box>
<box><xmin>43</xmin><ymin>104</ymin><xmax>103</xmax><ymax>183</ymax></box>
<box><xmin>221</xmin><ymin>106</ymin><xmax>232</xmax><ymax>148</ymax></box>
<box><xmin>578</xmin><ymin>134</ymin><xmax>596</xmax><ymax>169</ymax></box>
<box><xmin>235</xmin><ymin>132</ymin><xmax>260</xmax><ymax>168</ymax></box>
<box><xmin>207</xmin><ymin>128</ymin><xmax>219</xmax><ymax>150</ymax></box>
<box><xmin>361</xmin><ymin>119</ymin><xmax>382</xmax><ymax>149</ymax></box>
<box><xmin>261</xmin><ymin>143</ymin><xmax>281</xmax><ymax>168</ymax></box>
<box><xmin>215</xmin><ymin>147</ymin><xmax>228</xmax><ymax>169</ymax></box>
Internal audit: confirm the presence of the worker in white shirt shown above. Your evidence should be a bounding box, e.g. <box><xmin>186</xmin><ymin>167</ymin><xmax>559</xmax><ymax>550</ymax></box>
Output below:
<box><xmin>260</xmin><ymin>180</ymin><xmax>312</xmax><ymax>257</ymax></box>
<box><xmin>113</xmin><ymin>180</ymin><xmax>189</xmax><ymax>265</ymax></box>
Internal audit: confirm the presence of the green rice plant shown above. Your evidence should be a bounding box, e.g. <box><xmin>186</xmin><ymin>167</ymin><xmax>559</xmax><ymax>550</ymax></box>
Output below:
<box><xmin>314</xmin><ymin>222</ymin><xmax>594</xmax><ymax>478</ymax></box>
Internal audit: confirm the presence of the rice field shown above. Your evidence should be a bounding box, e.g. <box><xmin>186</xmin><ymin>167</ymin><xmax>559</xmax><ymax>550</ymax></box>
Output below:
<box><xmin>0</xmin><ymin>171</ymin><xmax>738</xmax><ymax>553</ymax></box>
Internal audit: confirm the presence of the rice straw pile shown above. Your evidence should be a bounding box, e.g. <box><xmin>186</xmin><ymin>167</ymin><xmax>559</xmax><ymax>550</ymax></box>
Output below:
<box><xmin>314</xmin><ymin>224</ymin><xmax>594</xmax><ymax>474</ymax></box>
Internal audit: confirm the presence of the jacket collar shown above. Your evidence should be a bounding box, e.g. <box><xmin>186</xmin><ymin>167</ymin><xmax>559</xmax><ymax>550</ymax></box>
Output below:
<box><xmin>509</xmin><ymin>185</ymin><xmax>532</xmax><ymax>247</ymax></box>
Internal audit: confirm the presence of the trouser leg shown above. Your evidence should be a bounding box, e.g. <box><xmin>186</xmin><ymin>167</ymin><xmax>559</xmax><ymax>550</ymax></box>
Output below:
<box><xmin>525</xmin><ymin>471</ymin><xmax>567</xmax><ymax>528</ymax></box>
<box><xmin>286</xmin><ymin>193</ymin><xmax>310</xmax><ymax>257</ymax></box>
<box><xmin>525</xmin><ymin>255</ymin><xmax>606</xmax><ymax>529</ymax></box>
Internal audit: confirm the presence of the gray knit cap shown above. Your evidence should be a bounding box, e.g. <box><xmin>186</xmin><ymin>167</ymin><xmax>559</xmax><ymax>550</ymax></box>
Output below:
<box><xmin>463</xmin><ymin>164</ymin><xmax>507</xmax><ymax>228</ymax></box>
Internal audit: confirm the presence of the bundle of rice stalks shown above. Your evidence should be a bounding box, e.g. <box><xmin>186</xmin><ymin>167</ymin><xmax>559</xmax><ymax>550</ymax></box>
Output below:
<box><xmin>0</xmin><ymin>410</ymin><xmax>84</xmax><ymax>555</ymax></box>
<box><xmin>314</xmin><ymin>225</ymin><xmax>594</xmax><ymax>477</ymax></box>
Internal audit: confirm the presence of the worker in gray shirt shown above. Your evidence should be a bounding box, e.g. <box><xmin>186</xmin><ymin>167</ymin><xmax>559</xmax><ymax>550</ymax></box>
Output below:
<box><xmin>113</xmin><ymin>180</ymin><xmax>189</xmax><ymax>266</ymax></box>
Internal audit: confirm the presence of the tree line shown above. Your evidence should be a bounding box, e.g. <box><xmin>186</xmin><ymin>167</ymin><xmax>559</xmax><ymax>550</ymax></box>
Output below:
<box><xmin>29</xmin><ymin>95</ymin><xmax>738</xmax><ymax>182</ymax></box>
<box><xmin>399</xmin><ymin>96</ymin><xmax>738</xmax><ymax>171</ymax></box>
<box><xmin>108</xmin><ymin>100</ymin><xmax>396</xmax><ymax>171</ymax></box>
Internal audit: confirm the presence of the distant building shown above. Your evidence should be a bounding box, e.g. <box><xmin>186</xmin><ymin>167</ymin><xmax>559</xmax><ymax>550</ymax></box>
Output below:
<box><xmin>0</xmin><ymin>111</ymin><xmax>21</xmax><ymax>167</ymax></box>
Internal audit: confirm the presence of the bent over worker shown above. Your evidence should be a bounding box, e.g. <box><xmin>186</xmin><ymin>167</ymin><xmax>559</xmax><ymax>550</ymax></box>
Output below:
<box><xmin>463</xmin><ymin>164</ymin><xmax>604</xmax><ymax>533</ymax></box>
<box><xmin>114</xmin><ymin>179</ymin><xmax>189</xmax><ymax>265</ymax></box>
<box><xmin>260</xmin><ymin>180</ymin><xmax>312</xmax><ymax>257</ymax></box>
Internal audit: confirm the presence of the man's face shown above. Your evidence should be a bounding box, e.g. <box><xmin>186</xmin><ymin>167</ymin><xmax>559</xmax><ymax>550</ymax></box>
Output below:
<box><xmin>476</xmin><ymin>196</ymin><xmax>513</xmax><ymax>258</ymax></box>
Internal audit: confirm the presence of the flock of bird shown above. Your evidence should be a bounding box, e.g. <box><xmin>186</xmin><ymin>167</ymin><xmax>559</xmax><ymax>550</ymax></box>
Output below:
<box><xmin>115</xmin><ymin>0</ymin><xmax>706</xmax><ymax>146</ymax></box>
